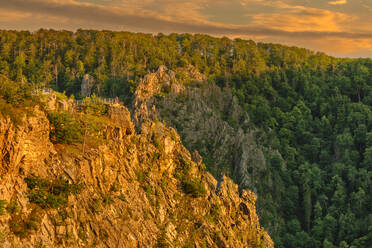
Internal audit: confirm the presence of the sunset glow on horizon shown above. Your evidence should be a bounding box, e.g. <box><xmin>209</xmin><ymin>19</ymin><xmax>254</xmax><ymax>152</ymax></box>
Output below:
<box><xmin>0</xmin><ymin>0</ymin><xmax>372</xmax><ymax>58</ymax></box>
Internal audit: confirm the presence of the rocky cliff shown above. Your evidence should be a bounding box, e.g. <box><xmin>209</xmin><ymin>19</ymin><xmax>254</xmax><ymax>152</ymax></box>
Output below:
<box><xmin>131</xmin><ymin>66</ymin><xmax>284</xmax><ymax>235</ymax></box>
<box><xmin>132</xmin><ymin>66</ymin><xmax>276</xmax><ymax>192</ymax></box>
<box><xmin>0</xmin><ymin>92</ymin><xmax>273</xmax><ymax>247</ymax></box>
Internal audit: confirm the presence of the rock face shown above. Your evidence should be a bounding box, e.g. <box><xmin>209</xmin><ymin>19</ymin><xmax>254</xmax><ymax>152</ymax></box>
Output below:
<box><xmin>0</xmin><ymin>106</ymin><xmax>53</xmax><ymax>178</ymax></box>
<box><xmin>42</xmin><ymin>91</ymin><xmax>75</xmax><ymax>112</ymax></box>
<box><xmin>130</xmin><ymin>66</ymin><xmax>284</xmax><ymax>235</ymax></box>
<box><xmin>0</xmin><ymin>92</ymin><xmax>273</xmax><ymax>247</ymax></box>
<box><xmin>81</xmin><ymin>74</ymin><xmax>94</xmax><ymax>97</ymax></box>
<box><xmin>132</xmin><ymin>65</ymin><xmax>178</xmax><ymax>128</ymax></box>
<box><xmin>132</xmin><ymin>66</ymin><xmax>269</xmax><ymax>191</ymax></box>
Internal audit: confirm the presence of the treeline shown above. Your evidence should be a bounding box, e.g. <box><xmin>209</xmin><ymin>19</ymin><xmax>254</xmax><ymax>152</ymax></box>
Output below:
<box><xmin>0</xmin><ymin>29</ymin><xmax>336</xmax><ymax>101</ymax></box>
<box><xmin>0</xmin><ymin>29</ymin><xmax>371</xmax><ymax>248</ymax></box>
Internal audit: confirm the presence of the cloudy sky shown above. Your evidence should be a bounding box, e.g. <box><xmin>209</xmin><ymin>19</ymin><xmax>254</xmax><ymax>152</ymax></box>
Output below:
<box><xmin>0</xmin><ymin>0</ymin><xmax>371</xmax><ymax>57</ymax></box>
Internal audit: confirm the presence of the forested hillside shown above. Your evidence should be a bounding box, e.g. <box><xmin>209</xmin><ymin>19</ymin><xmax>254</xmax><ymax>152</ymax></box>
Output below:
<box><xmin>0</xmin><ymin>29</ymin><xmax>371</xmax><ymax>248</ymax></box>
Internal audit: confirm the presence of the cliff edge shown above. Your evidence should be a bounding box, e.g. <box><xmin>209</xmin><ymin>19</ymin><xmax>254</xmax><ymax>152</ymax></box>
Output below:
<box><xmin>0</xmin><ymin>89</ymin><xmax>272</xmax><ymax>247</ymax></box>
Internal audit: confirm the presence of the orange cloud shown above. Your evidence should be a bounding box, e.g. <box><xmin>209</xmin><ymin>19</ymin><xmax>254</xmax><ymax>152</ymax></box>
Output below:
<box><xmin>248</xmin><ymin>6</ymin><xmax>352</xmax><ymax>32</ymax></box>
<box><xmin>308</xmin><ymin>38</ymin><xmax>372</xmax><ymax>58</ymax></box>
<box><xmin>0</xmin><ymin>9</ymin><xmax>31</xmax><ymax>21</ymax></box>
<box><xmin>328</xmin><ymin>0</ymin><xmax>348</xmax><ymax>5</ymax></box>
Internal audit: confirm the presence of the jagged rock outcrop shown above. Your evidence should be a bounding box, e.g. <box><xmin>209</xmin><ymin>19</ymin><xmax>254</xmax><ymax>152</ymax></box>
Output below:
<box><xmin>81</xmin><ymin>74</ymin><xmax>94</xmax><ymax>97</ymax></box>
<box><xmin>43</xmin><ymin>92</ymin><xmax>75</xmax><ymax>112</ymax></box>
<box><xmin>0</xmin><ymin>93</ymin><xmax>273</xmax><ymax>247</ymax></box>
<box><xmin>133</xmin><ymin>65</ymin><xmax>178</xmax><ymax>128</ymax></box>
<box><xmin>0</xmin><ymin>106</ymin><xmax>54</xmax><ymax>177</ymax></box>
<box><xmin>132</xmin><ymin>66</ymin><xmax>268</xmax><ymax>191</ymax></box>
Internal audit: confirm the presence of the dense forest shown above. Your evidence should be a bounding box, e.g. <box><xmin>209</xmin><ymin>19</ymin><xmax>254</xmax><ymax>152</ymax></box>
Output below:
<box><xmin>0</xmin><ymin>29</ymin><xmax>371</xmax><ymax>248</ymax></box>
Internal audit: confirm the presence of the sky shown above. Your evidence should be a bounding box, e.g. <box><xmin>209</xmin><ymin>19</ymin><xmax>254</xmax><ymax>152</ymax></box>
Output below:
<box><xmin>0</xmin><ymin>0</ymin><xmax>372</xmax><ymax>58</ymax></box>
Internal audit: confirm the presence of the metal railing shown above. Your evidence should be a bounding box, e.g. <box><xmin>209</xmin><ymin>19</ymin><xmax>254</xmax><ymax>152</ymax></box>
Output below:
<box><xmin>33</xmin><ymin>87</ymin><xmax>119</xmax><ymax>106</ymax></box>
<box><xmin>32</xmin><ymin>87</ymin><xmax>53</xmax><ymax>95</ymax></box>
<box><xmin>73</xmin><ymin>97</ymin><xmax>118</xmax><ymax>105</ymax></box>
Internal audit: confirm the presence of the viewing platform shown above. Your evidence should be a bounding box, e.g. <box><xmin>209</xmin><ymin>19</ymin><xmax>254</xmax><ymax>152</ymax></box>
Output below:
<box><xmin>34</xmin><ymin>87</ymin><xmax>120</xmax><ymax>106</ymax></box>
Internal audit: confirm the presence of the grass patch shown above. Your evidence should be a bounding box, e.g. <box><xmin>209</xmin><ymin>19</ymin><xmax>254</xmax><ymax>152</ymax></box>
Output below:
<box><xmin>102</xmin><ymin>194</ymin><xmax>114</xmax><ymax>206</ymax></box>
<box><xmin>182</xmin><ymin>179</ymin><xmax>206</xmax><ymax>198</ymax></box>
<box><xmin>135</xmin><ymin>170</ymin><xmax>148</xmax><ymax>183</ymax></box>
<box><xmin>0</xmin><ymin>200</ymin><xmax>7</xmax><ymax>215</ymax></box>
<box><xmin>0</xmin><ymin>100</ymin><xmax>24</xmax><ymax>124</ymax></box>
<box><xmin>174</xmin><ymin>156</ymin><xmax>193</xmax><ymax>180</ymax></box>
<box><xmin>89</xmin><ymin>198</ymin><xmax>102</xmax><ymax>213</ymax></box>
<box><xmin>6</xmin><ymin>200</ymin><xmax>20</xmax><ymax>214</ymax></box>
<box><xmin>9</xmin><ymin>207</ymin><xmax>44</xmax><ymax>239</ymax></box>
<box><xmin>83</xmin><ymin>95</ymin><xmax>107</xmax><ymax>115</ymax></box>
<box><xmin>156</xmin><ymin>226</ymin><xmax>170</xmax><ymax>248</ymax></box>
<box><xmin>153</xmin><ymin>136</ymin><xmax>163</xmax><ymax>151</ymax></box>
<box><xmin>25</xmin><ymin>175</ymin><xmax>82</xmax><ymax>209</ymax></box>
